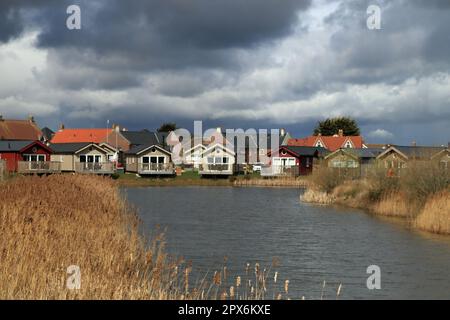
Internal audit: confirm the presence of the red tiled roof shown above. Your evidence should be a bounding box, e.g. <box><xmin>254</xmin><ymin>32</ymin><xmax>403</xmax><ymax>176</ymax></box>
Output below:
<box><xmin>51</xmin><ymin>128</ymin><xmax>113</xmax><ymax>144</ymax></box>
<box><xmin>288</xmin><ymin>135</ymin><xmax>364</xmax><ymax>152</ymax></box>
<box><xmin>0</xmin><ymin>119</ymin><xmax>42</xmax><ymax>141</ymax></box>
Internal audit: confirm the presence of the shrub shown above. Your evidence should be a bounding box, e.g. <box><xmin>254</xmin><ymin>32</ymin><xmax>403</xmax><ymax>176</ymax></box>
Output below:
<box><xmin>309</xmin><ymin>167</ymin><xmax>345</xmax><ymax>193</ymax></box>
<box><xmin>399</xmin><ymin>162</ymin><xmax>449</xmax><ymax>205</ymax></box>
<box><xmin>111</xmin><ymin>173</ymin><xmax>120</xmax><ymax>180</ymax></box>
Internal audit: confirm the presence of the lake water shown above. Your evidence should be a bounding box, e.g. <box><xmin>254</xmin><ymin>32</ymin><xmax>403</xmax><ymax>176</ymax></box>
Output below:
<box><xmin>124</xmin><ymin>186</ymin><xmax>450</xmax><ymax>299</ymax></box>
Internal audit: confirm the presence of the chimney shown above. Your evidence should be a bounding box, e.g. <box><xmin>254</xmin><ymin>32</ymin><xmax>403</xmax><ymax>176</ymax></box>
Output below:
<box><xmin>59</xmin><ymin>123</ymin><xmax>65</xmax><ymax>131</ymax></box>
<box><xmin>412</xmin><ymin>140</ymin><xmax>417</xmax><ymax>147</ymax></box>
<box><xmin>216</xmin><ymin>127</ymin><xmax>222</xmax><ymax>134</ymax></box>
<box><xmin>280</xmin><ymin>128</ymin><xmax>286</xmax><ymax>137</ymax></box>
<box><xmin>338</xmin><ymin>129</ymin><xmax>344</xmax><ymax>137</ymax></box>
<box><xmin>28</xmin><ymin>114</ymin><xmax>35</xmax><ymax>123</ymax></box>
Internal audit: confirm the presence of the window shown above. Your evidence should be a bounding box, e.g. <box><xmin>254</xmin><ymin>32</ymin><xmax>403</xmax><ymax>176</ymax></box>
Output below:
<box><xmin>207</xmin><ymin>157</ymin><xmax>214</xmax><ymax>164</ymax></box>
<box><xmin>79</xmin><ymin>155</ymin><xmax>102</xmax><ymax>163</ymax></box>
<box><xmin>23</xmin><ymin>154</ymin><xmax>45</xmax><ymax>162</ymax></box>
<box><xmin>331</xmin><ymin>159</ymin><xmax>357</xmax><ymax>168</ymax></box>
<box><xmin>344</xmin><ymin>141</ymin><xmax>353</xmax><ymax>148</ymax></box>
<box><xmin>223</xmin><ymin>157</ymin><xmax>229</xmax><ymax>164</ymax></box>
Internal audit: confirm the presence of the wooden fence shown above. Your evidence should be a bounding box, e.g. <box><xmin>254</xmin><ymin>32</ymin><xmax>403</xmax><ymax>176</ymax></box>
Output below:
<box><xmin>0</xmin><ymin>159</ymin><xmax>5</xmax><ymax>182</ymax></box>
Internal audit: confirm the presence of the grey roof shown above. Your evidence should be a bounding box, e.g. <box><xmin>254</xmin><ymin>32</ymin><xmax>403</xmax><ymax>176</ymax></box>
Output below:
<box><xmin>284</xmin><ymin>146</ymin><xmax>329</xmax><ymax>157</ymax></box>
<box><xmin>342</xmin><ymin>148</ymin><xmax>384</xmax><ymax>158</ymax></box>
<box><xmin>391</xmin><ymin>145</ymin><xmax>445</xmax><ymax>159</ymax></box>
<box><xmin>50</xmin><ymin>142</ymin><xmax>92</xmax><ymax>153</ymax></box>
<box><xmin>41</xmin><ymin>127</ymin><xmax>55</xmax><ymax>140</ymax></box>
<box><xmin>121</xmin><ymin>130</ymin><xmax>161</xmax><ymax>146</ymax></box>
<box><xmin>125</xmin><ymin>144</ymin><xmax>171</xmax><ymax>155</ymax></box>
<box><xmin>0</xmin><ymin>140</ymin><xmax>35</xmax><ymax>152</ymax></box>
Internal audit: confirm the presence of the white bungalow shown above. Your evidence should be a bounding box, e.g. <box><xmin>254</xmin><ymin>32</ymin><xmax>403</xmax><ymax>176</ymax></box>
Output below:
<box><xmin>199</xmin><ymin>143</ymin><xmax>235</xmax><ymax>176</ymax></box>
<box><xmin>125</xmin><ymin>144</ymin><xmax>175</xmax><ymax>175</ymax></box>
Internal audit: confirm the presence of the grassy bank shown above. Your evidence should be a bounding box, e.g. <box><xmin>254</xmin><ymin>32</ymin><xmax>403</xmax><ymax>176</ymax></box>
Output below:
<box><xmin>301</xmin><ymin>163</ymin><xmax>450</xmax><ymax>235</ymax></box>
<box><xmin>117</xmin><ymin>171</ymin><xmax>306</xmax><ymax>188</ymax></box>
<box><xmin>0</xmin><ymin>175</ymin><xmax>292</xmax><ymax>299</ymax></box>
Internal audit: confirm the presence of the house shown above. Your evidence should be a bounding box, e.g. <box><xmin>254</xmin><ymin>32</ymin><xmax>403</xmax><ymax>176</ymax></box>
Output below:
<box><xmin>261</xmin><ymin>146</ymin><xmax>328</xmax><ymax>177</ymax></box>
<box><xmin>376</xmin><ymin>145</ymin><xmax>447</xmax><ymax>170</ymax></box>
<box><xmin>228</xmin><ymin>128</ymin><xmax>291</xmax><ymax>169</ymax></box>
<box><xmin>50</xmin><ymin>143</ymin><xmax>115</xmax><ymax>174</ymax></box>
<box><xmin>288</xmin><ymin>130</ymin><xmax>366</xmax><ymax>152</ymax></box>
<box><xmin>0</xmin><ymin>115</ymin><xmax>43</xmax><ymax>141</ymax></box>
<box><xmin>124</xmin><ymin>144</ymin><xmax>174</xmax><ymax>175</ymax></box>
<box><xmin>0</xmin><ymin>140</ymin><xmax>60</xmax><ymax>174</ymax></box>
<box><xmin>431</xmin><ymin>146</ymin><xmax>450</xmax><ymax>170</ymax></box>
<box><xmin>324</xmin><ymin>148</ymin><xmax>384</xmax><ymax>177</ymax></box>
<box><xmin>199</xmin><ymin>142</ymin><xmax>235</xmax><ymax>176</ymax></box>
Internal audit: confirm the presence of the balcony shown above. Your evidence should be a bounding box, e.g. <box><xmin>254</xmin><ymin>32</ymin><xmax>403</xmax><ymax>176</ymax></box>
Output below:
<box><xmin>137</xmin><ymin>163</ymin><xmax>175</xmax><ymax>175</ymax></box>
<box><xmin>17</xmin><ymin>161</ymin><xmax>62</xmax><ymax>174</ymax></box>
<box><xmin>199</xmin><ymin>164</ymin><xmax>234</xmax><ymax>176</ymax></box>
<box><xmin>75</xmin><ymin>162</ymin><xmax>115</xmax><ymax>174</ymax></box>
<box><xmin>260</xmin><ymin>165</ymin><xmax>299</xmax><ymax>177</ymax></box>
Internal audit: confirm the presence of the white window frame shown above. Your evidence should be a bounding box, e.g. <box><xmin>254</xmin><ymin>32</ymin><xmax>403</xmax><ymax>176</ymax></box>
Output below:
<box><xmin>23</xmin><ymin>154</ymin><xmax>46</xmax><ymax>162</ymax></box>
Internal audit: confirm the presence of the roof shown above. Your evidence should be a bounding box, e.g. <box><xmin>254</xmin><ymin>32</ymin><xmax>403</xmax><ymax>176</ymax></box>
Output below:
<box><xmin>120</xmin><ymin>130</ymin><xmax>161</xmax><ymax>146</ymax></box>
<box><xmin>49</xmin><ymin>142</ymin><xmax>93</xmax><ymax>153</ymax></box>
<box><xmin>0</xmin><ymin>119</ymin><xmax>42</xmax><ymax>141</ymax></box>
<box><xmin>325</xmin><ymin>148</ymin><xmax>384</xmax><ymax>160</ymax></box>
<box><xmin>386</xmin><ymin>146</ymin><xmax>446</xmax><ymax>159</ymax></box>
<box><xmin>282</xmin><ymin>146</ymin><xmax>329</xmax><ymax>157</ymax></box>
<box><xmin>0</xmin><ymin>140</ymin><xmax>35</xmax><ymax>152</ymax></box>
<box><xmin>125</xmin><ymin>144</ymin><xmax>171</xmax><ymax>155</ymax></box>
<box><xmin>288</xmin><ymin>135</ymin><xmax>365</xmax><ymax>152</ymax></box>
<box><xmin>51</xmin><ymin>128</ymin><xmax>113</xmax><ymax>144</ymax></box>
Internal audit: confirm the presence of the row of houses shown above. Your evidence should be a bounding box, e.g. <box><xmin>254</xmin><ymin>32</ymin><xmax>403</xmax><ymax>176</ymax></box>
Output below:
<box><xmin>0</xmin><ymin>115</ymin><xmax>449</xmax><ymax>177</ymax></box>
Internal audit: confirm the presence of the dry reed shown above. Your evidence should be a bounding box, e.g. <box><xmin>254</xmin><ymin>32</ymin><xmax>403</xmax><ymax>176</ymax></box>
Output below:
<box><xmin>0</xmin><ymin>175</ymin><xmax>295</xmax><ymax>299</ymax></box>
<box><xmin>415</xmin><ymin>191</ymin><xmax>450</xmax><ymax>235</ymax></box>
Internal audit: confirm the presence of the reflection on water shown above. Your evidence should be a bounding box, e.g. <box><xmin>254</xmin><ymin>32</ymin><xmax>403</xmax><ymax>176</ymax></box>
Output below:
<box><xmin>125</xmin><ymin>186</ymin><xmax>450</xmax><ymax>299</ymax></box>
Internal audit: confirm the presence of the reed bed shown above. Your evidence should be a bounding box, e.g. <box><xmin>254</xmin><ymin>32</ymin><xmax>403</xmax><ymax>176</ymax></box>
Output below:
<box><xmin>415</xmin><ymin>191</ymin><xmax>450</xmax><ymax>235</ymax></box>
<box><xmin>0</xmin><ymin>175</ymin><xmax>301</xmax><ymax>300</ymax></box>
<box><xmin>301</xmin><ymin>162</ymin><xmax>449</xmax><ymax>235</ymax></box>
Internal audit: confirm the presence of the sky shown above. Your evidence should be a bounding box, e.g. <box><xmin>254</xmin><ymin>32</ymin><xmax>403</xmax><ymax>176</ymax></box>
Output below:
<box><xmin>0</xmin><ymin>0</ymin><xmax>449</xmax><ymax>146</ymax></box>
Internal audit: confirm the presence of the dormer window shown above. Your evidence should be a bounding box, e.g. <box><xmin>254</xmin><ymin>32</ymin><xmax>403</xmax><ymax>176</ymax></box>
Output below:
<box><xmin>344</xmin><ymin>140</ymin><xmax>353</xmax><ymax>148</ymax></box>
<box><xmin>315</xmin><ymin>140</ymin><xmax>324</xmax><ymax>147</ymax></box>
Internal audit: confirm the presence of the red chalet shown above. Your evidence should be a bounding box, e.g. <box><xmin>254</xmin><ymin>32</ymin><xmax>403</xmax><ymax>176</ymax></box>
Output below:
<box><xmin>0</xmin><ymin>140</ymin><xmax>59</xmax><ymax>174</ymax></box>
<box><xmin>261</xmin><ymin>146</ymin><xmax>328</xmax><ymax>177</ymax></box>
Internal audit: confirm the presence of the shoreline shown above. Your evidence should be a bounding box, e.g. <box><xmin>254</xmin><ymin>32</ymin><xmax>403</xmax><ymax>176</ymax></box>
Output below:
<box><xmin>116</xmin><ymin>172</ymin><xmax>309</xmax><ymax>188</ymax></box>
<box><xmin>300</xmin><ymin>186</ymin><xmax>450</xmax><ymax>236</ymax></box>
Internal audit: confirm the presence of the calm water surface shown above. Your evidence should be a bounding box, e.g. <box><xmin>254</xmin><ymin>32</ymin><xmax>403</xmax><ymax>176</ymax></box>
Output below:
<box><xmin>125</xmin><ymin>186</ymin><xmax>450</xmax><ymax>299</ymax></box>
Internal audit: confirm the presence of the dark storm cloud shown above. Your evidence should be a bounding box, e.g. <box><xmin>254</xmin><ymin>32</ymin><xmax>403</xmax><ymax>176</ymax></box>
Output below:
<box><xmin>1</xmin><ymin>0</ymin><xmax>310</xmax><ymax>91</ymax></box>
<box><xmin>324</xmin><ymin>0</ymin><xmax>450</xmax><ymax>85</ymax></box>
